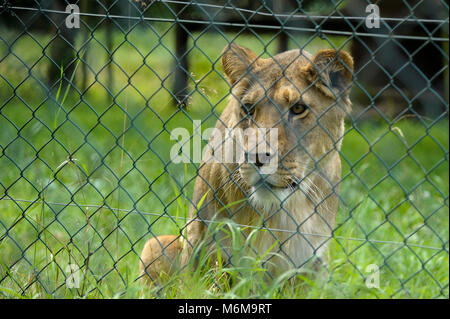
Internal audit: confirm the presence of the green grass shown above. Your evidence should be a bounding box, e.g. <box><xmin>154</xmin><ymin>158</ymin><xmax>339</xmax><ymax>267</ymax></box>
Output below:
<box><xmin>0</xmin><ymin>24</ymin><xmax>448</xmax><ymax>299</ymax></box>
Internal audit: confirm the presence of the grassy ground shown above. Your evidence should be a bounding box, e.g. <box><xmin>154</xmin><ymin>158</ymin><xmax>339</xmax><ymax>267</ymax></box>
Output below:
<box><xmin>0</xmin><ymin>23</ymin><xmax>448</xmax><ymax>298</ymax></box>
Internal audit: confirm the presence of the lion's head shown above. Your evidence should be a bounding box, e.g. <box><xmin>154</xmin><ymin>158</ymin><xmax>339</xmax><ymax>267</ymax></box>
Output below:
<box><xmin>219</xmin><ymin>44</ymin><xmax>354</xmax><ymax>212</ymax></box>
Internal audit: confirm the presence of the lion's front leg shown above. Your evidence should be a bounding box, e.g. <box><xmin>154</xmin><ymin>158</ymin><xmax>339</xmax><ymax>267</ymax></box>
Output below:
<box><xmin>139</xmin><ymin>234</ymin><xmax>182</xmax><ymax>285</ymax></box>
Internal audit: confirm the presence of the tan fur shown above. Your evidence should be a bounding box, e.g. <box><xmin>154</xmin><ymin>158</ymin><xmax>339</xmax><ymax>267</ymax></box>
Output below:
<box><xmin>139</xmin><ymin>234</ymin><xmax>181</xmax><ymax>285</ymax></box>
<box><xmin>139</xmin><ymin>44</ymin><xmax>354</xmax><ymax>284</ymax></box>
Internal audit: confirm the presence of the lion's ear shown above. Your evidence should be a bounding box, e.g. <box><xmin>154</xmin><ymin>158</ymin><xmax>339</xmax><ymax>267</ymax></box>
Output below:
<box><xmin>222</xmin><ymin>44</ymin><xmax>260</xmax><ymax>85</ymax></box>
<box><xmin>302</xmin><ymin>49</ymin><xmax>354</xmax><ymax>100</ymax></box>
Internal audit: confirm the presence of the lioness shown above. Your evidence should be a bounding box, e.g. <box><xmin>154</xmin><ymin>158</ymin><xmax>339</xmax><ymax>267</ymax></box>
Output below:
<box><xmin>139</xmin><ymin>43</ymin><xmax>353</xmax><ymax>284</ymax></box>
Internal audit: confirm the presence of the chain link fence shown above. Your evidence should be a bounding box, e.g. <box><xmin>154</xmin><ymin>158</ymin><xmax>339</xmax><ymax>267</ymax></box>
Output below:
<box><xmin>0</xmin><ymin>0</ymin><xmax>448</xmax><ymax>298</ymax></box>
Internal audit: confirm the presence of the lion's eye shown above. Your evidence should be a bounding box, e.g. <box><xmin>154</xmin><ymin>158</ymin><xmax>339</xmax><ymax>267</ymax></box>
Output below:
<box><xmin>242</xmin><ymin>103</ymin><xmax>256</xmax><ymax>117</ymax></box>
<box><xmin>290</xmin><ymin>103</ymin><xmax>308</xmax><ymax>117</ymax></box>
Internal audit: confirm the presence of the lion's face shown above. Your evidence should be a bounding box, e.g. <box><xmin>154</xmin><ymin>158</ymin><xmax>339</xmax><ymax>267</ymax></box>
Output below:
<box><xmin>221</xmin><ymin>44</ymin><xmax>354</xmax><ymax>209</ymax></box>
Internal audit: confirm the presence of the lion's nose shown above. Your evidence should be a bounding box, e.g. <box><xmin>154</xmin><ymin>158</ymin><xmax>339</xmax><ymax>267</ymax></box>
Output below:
<box><xmin>246</xmin><ymin>152</ymin><xmax>273</xmax><ymax>168</ymax></box>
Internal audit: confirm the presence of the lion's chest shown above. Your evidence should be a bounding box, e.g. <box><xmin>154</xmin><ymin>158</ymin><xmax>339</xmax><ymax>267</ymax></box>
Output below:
<box><xmin>228</xmin><ymin>202</ymin><xmax>326</xmax><ymax>275</ymax></box>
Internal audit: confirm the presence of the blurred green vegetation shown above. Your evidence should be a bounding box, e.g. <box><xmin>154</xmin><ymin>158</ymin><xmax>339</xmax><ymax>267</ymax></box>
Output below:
<box><xmin>0</xmin><ymin>24</ymin><xmax>448</xmax><ymax>298</ymax></box>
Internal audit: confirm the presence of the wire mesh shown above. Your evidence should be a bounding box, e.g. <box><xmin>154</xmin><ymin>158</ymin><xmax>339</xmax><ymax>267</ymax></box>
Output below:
<box><xmin>0</xmin><ymin>0</ymin><xmax>448</xmax><ymax>298</ymax></box>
